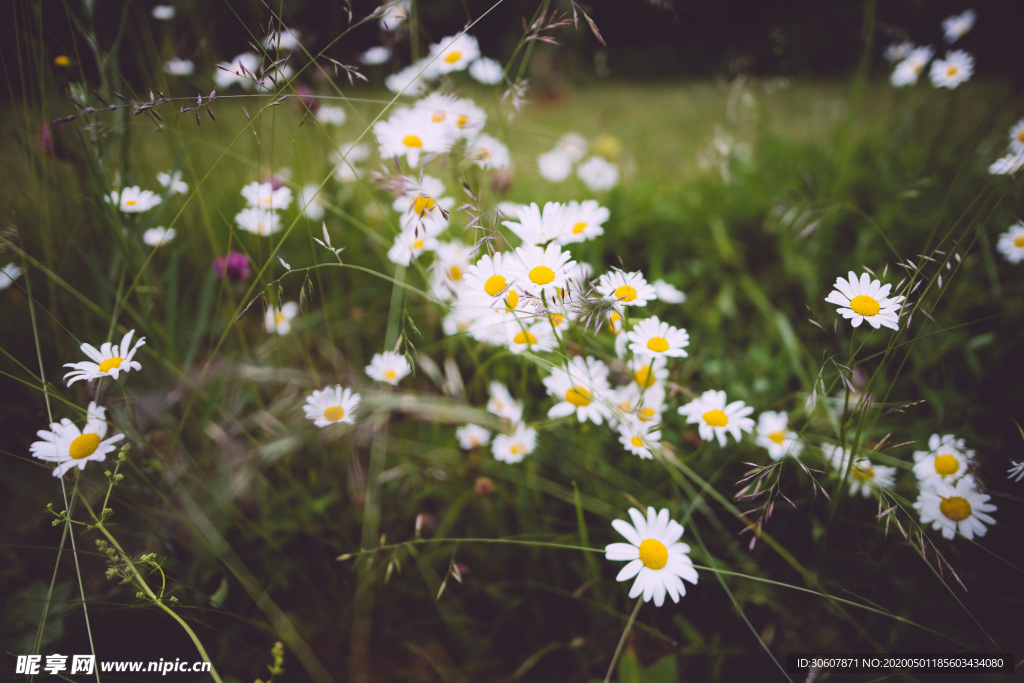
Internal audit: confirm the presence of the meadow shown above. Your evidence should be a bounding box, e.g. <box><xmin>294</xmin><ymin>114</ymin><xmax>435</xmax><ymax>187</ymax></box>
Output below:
<box><xmin>2</xmin><ymin>2</ymin><xmax>1023</xmax><ymax>681</ymax></box>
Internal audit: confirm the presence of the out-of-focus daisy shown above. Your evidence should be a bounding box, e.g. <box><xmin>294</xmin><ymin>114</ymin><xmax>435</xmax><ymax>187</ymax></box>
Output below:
<box><xmin>626</xmin><ymin>316</ymin><xmax>689</xmax><ymax>360</ymax></box>
<box><xmin>469</xmin><ymin>57</ymin><xmax>503</xmax><ymax>85</ymax></box>
<box><xmin>316</xmin><ymin>105</ymin><xmax>347</xmax><ymax>126</ymax></box>
<box><xmin>989</xmin><ymin>151</ymin><xmax>1024</xmax><ymax>176</ymax></box>
<box><xmin>157</xmin><ymin>170</ymin><xmax>188</xmax><ymax>195</ymax></box>
<box><xmin>890</xmin><ymin>46</ymin><xmax>933</xmax><ymax>87</ymax></box>
<box><xmin>605</xmin><ymin>507</ymin><xmax>698</xmax><ymax>607</ymax></box>
<box><xmin>163</xmin><ymin>57</ymin><xmax>194</xmax><ymax>76</ymax></box>
<box><xmin>543</xmin><ymin>356</ymin><xmax>612</xmax><ymax>425</ymax></box>
<box><xmin>428</xmin><ymin>33</ymin><xmax>480</xmax><ymax>74</ymax></box>
<box><xmin>430</xmin><ymin>241</ymin><xmax>474</xmax><ymax>300</ymax></box>
<box><xmin>64</xmin><ymin>329</ymin><xmax>145</xmax><ymax>386</ymax></box>
<box><xmin>265</xmin><ymin>302</ymin><xmax>299</xmax><ymax>335</ymax></box>
<box><xmin>30</xmin><ymin>401</ymin><xmax>123</xmax><ymax>477</ymax></box>
<box><xmin>512</xmin><ymin>243</ymin><xmax>576</xmax><ymax>298</ymax></box>
<box><xmin>492</xmin><ymin>424</ymin><xmax>536</xmax><ymax>464</ymax></box>
<box><xmin>505</xmin><ymin>319</ymin><xmax>558</xmax><ymax>354</ymax></box>
<box><xmin>1008</xmin><ymin>118</ymin><xmax>1024</xmax><ymax>154</ymax></box>
<box><xmin>152</xmin><ymin>5</ymin><xmax>175</xmax><ymax>20</ymax></box>
<box><xmin>456</xmin><ymin>424</ymin><xmax>491</xmax><ymax>450</ymax></box>
<box><xmin>297</xmin><ymin>183</ymin><xmax>328</xmax><ymax>221</ymax></box>
<box><xmin>235</xmin><ymin>207</ymin><xmax>282</xmax><ymax>236</ymax></box>
<box><xmin>557</xmin><ymin>200</ymin><xmax>608</xmax><ymax>244</ymax></box>
<box><xmin>374</xmin><ymin>106</ymin><xmax>454</xmax><ymax>166</ymax></box>
<box><xmin>825</xmin><ymin>271</ymin><xmax>905</xmax><ymax>331</ymax></box>
<box><xmin>651</xmin><ymin>279</ymin><xmax>686</xmax><ymax>304</ymax></box>
<box><xmin>241</xmin><ymin>181</ymin><xmax>292</xmax><ymax>211</ymax></box>
<box><xmin>214</xmin><ymin>52</ymin><xmax>261</xmax><ymax>90</ymax></box>
<box><xmin>487</xmin><ymin>381</ymin><xmax>523</xmax><ymax>423</ymax></box>
<box><xmin>385</xmin><ymin>61</ymin><xmax>432</xmax><ymax>97</ymax></box>
<box><xmin>848</xmin><ymin>458</ymin><xmax>896</xmax><ymax>497</ymax></box>
<box><xmin>445</xmin><ymin>98</ymin><xmax>487</xmax><ymax>139</ymax></box>
<box><xmin>614</xmin><ymin>383</ymin><xmax>666</xmax><ymax>426</ymax></box>
<box><xmin>387</xmin><ymin>228</ymin><xmax>439</xmax><ymax>266</ymax></box>
<box><xmin>618</xmin><ymin>421</ymin><xmax>661</xmax><ymax>460</ymax></box>
<box><xmin>597</xmin><ymin>270</ymin><xmax>657</xmax><ymax>308</ymax></box>
<box><xmin>142</xmin><ymin>227</ymin><xmax>176</xmax><ymax>247</ymax></box>
<box><xmin>577</xmin><ymin>156</ymin><xmax>619</xmax><ymax>192</ymax></box>
<box><xmin>264</xmin><ymin>28</ymin><xmax>301</xmax><ymax>52</ymax></box>
<box><xmin>912</xmin><ymin>433</ymin><xmax>974</xmax><ymax>488</ymax></box>
<box><xmin>996</xmin><ymin>223</ymin><xmax>1024</xmax><ymax>264</ymax></box>
<box><xmin>678</xmin><ymin>390</ymin><xmax>754</xmax><ymax>447</ymax></box>
<box><xmin>0</xmin><ymin>263</ymin><xmax>23</xmax><ymax>291</ymax></box>
<box><xmin>929</xmin><ymin>50</ymin><xmax>974</xmax><ymax>89</ymax></box>
<box><xmin>109</xmin><ymin>186</ymin><xmax>161</xmax><ymax>213</ymax></box>
<box><xmin>823</xmin><ymin>443</ymin><xmax>851</xmax><ymax>471</ymax></box>
<box><xmin>504</xmin><ymin>202</ymin><xmax>566</xmax><ymax>246</ymax></box>
<box><xmin>942</xmin><ymin>9</ymin><xmax>976</xmax><ymax>44</ymax></box>
<box><xmin>392</xmin><ymin>174</ymin><xmax>453</xmax><ymax>234</ymax></box>
<box><xmin>361</xmin><ymin>46</ymin><xmax>392</xmax><ymax>65</ymax></box>
<box><xmin>754</xmin><ymin>411</ymin><xmax>803</xmax><ymax>460</ymax></box>
<box><xmin>629</xmin><ymin>356</ymin><xmax>668</xmax><ymax>390</ymax></box>
<box><xmin>884</xmin><ymin>41</ymin><xmax>915</xmax><ymax>63</ymax></box>
<box><xmin>378</xmin><ymin>0</ymin><xmax>411</xmax><ymax>31</ymax></box>
<box><xmin>914</xmin><ymin>475</ymin><xmax>996</xmax><ymax>540</ymax></box>
<box><xmin>366</xmin><ymin>351</ymin><xmax>411</xmax><ymax>385</ymax></box>
<box><xmin>1008</xmin><ymin>461</ymin><xmax>1024</xmax><ymax>483</ymax></box>
<box><xmin>537</xmin><ymin>150</ymin><xmax>573</xmax><ymax>182</ymax></box>
<box><xmin>304</xmin><ymin>385</ymin><xmax>360</xmax><ymax>427</ymax></box>
<box><xmin>467</xmin><ymin>133</ymin><xmax>511</xmax><ymax>170</ymax></box>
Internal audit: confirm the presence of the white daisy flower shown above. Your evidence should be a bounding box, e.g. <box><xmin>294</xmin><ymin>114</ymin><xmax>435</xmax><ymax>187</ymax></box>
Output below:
<box><xmin>366</xmin><ymin>351</ymin><xmax>411</xmax><ymax>385</ymax></box>
<box><xmin>890</xmin><ymin>46</ymin><xmax>934</xmax><ymax>87</ymax></box>
<box><xmin>264</xmin><ymin>28</ymin><xmax>301</xmax><ymax>52</ymax></box>
<box><xmin>391</xmin><ymin>174</ymin><xmax>454</xmax><ymax>235</ymax></box>
<box><xmin>235</xmin><ymin>207</ymin><xmax>282</xmax><ymax>236</ymax></box>
<box><xmin>555</xmin><ymin>133</ymin><xmax>588</xmax><ymax>163</ymax></box>
<box><xmin>988</xmin><ymin>150</ymin><xmax>1024</xmax><ymax>176</ymax></box>
<box><xmin>677</xmin><ymin>390</ymin><xmax>754</xmax><ymax>447</ymax></box>
<box><xmin>492</xmin><ymin>424</ymin><xmax>536</xmax><ymax>464</ymax></box>
<box><xmin>504</xmin><ymin>202</ymin><xmax>567</xmax><ymax>246</ymax></box>
<box><xmin>824</xmin><ymin>271</ymin><xmax>905</xmax><ymax>331</ymax></box>
<box><xmin>361</xmin><ymin>46</ymin><xmax>392</xmax><ymax>65</ymax></box>
<box><xmin>487</xmin><ymin>382</ymin><xmax>524</xmax><ymax>423</ymax></box>
<box><xmin>512</xmin><ymin>243</ymin><xmax>576</xmax><ymax>299</ymax></box>
<box><xmin>163</xmin><ymin>58</ymin><xmax>194</xmax><ymax>76</ymax></box>
<box><xmin>929</xmin><ymin>50</ymin><xmax>974</xmax><ymax>89</ymax></box>
<box><xmin>1008</xmin><ymin>118</ymin><xmax>1024</xmax><ymax>154</ymax></box>
<box><xmin>385</xmin><ymin>61</ymin><xmax>432</xmax><ymax>97</ymax></box>
<box><xmin>597</xmin><ymin>270</ymin><xmax>658</xmax><ymax>308</ymax></box>
<box><xmin>430</xmin><ymin>241</ymin><xmax>474</xmax><ymax>300</ymax></box>
<box><xmin>543</xmin><ymin>356</ymin><xmax>612</xmax><ymax>425</ymax></box>
<box><xmin>556</xmin><ymin>200</ymin><xmax>608</xmax><ymax>244</ymax></box>
<box><xmin>456</xmin><ymin>424</ymin><xmax>491</xmax><ymax>450</ymax></box>
<box><xmin>505</xmin><ymin>319</ymin><xmax>558</xmax><ymax>355</ymax></box>
<box><xmin>469</xmin><ymin>57</ymin><xmax>503</xmax><ymax>85</ymax></box>
<box><xmin>754</xmin><ymin>411</ymin><xmax>803</xmax><ymax>460</ymax></box>
<box><xmin>109</xmin><ymin>186</ymin><xmax>161</xmax><ymax>213</ymax></box>
<box><xmin>823</xmin><ymin>443</ymin><xmax>852</xmax><ymax>471</ymax></box>
<box><xmin>942</xmin><ymin>9</ymin><xmax>976</xmax><ymax>44</ymax></box>
<box><xmin>64</xmin><ymin>329</ymin><xmax>145</xmax><ymax>386</ymax></box>
<box><xmin>914</xmin><ymin>475</ymin><xmax>996</xmax><ymax>540</ymax></box>
<box><xmin>0</xmin><ymin>263</ymin><xmax>23</xmax><ymax>291</ymax></box>
<box><xmin>467</xmin><ymin>133</ymin><xmax>510</xmax><ymax>170</ymax></box>
<box><xmin>618</xmin><ymin>422</ymin><xmax>661</xmax><ymax>460</ymax></box>
<box><xmin>378</xmin><ymin>0</ymin><xmax>411</xmax><ymax>32</ymax></box>
<box><xmin>848</xmin><ymin>458</ymin><xmax>897</xmax><ymax>497</ymax></box>
<box><xmin>605</xmin><ymin>507</ymin><xmax>698</xmax><ymax>607</ymax></box>
<box><xmin>303</xmin><ymin>385</ymin><xmax>361</xmax><ymax>427</ymax></box>
<box><xmin>996</xmin><ymin>223</ymin><xmax>1024</xmax><ymax>264</ymax></box>
<box><xmin>213</xmin><ymin>52</ymin><xmax>262</xmax><ymax>90</ymax></box>
<box><xmin>912</xmin><ymin>433</ymin><xmax>974</xmax><ymax>488</ymax></box>
<box><xmin>316</xmin><ymin>105</ymin><xmax>347</xmax><ymax>126</ymax></box>
<box><xmin>614</xmin><ymin>383</ymin><xmax>666</xmax><ymax>427</ymax></box>
<box><xmin>651</xmin><ymin>279</ymin><xmax>686</xmax><ymax>304</ymax></box>
<box><xmin>374</xmin><ymin>106</ymin><xmax>454</xmax><ymax>167</ymax></box>
<box><xmin>265</xmin><ymin>302</ymin><xmax>299</xmax><ymax>335</ymax></box>
<box><xmin>428</xmin><ymin>33</ymin><xmax>480</xmax><ymax>74</ymax></box>
<box><xmin>387</xmin><ymin>228</ymin><xmax>439</xmax><ymax>266</ymax></box>
<box><xmin>629</xmin><ymin>356</ymin><xmax>669</xmax><ymax>390</ymax></box>
<box><xmin>537</xmin><ymin>149</ymin><xmax>573</xmax><ymax>182</ymax></box>
<box><xmin>462</xmin><ymin>251</ymin><xmax>520</xmax><ymax>300</ymax></box>
<box><xmin>151</xmin><ymin>5</ymin><xmax>175</xmax><ymax>20</ymax></box>
<box><xmin>626</xmin><ymin>316</ymin><xmax>689</xmax><ymax>360</ymax></box>
<box><xmin>157</xmin><ymin>170</ymin><xmax>188</xmax><ymax>195</ymax></box>
<box><xmin>241</xmin><ymin>181</ymin><xmax>292</xmax><ymax>211</ymax></box>
<box><xmin>883</xmin><ymin>41</ymin><xmax>915</xmax><ymax>63</ymax></box>
<box><xmin>142</xmin><ymin>227</ymin><xmax>176</xmax><ymax>247</ymax></box>
<box><xmin>30</xmin><ymin>401</ymin><xmax>124</xmax><ymax>477</ymax></box>
<box><xmin>1008</xmin><ymin>461</ymin><xmax>1024</xmax><ymax>483</ymax></box>
<box><xmin>576</xmin><ymin>156</ymin><xmax>620</xmax><ymax>192</ymax></box>
<box><xmin>295</xmin><ymin>183</ymin><xmax>328</xmax><ymax>221</ymax></box>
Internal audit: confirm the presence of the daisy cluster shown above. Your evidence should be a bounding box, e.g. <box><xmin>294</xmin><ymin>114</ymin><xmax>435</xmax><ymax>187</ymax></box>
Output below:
<box><xmin>884</xmin><ymin>9</ymin><xmax>975</xmax><ymax>90</ymax></box>
<box><xmin>537</xmin><ymin>132</ymin><xmax>621</xmax><ymax>192</ymax></box>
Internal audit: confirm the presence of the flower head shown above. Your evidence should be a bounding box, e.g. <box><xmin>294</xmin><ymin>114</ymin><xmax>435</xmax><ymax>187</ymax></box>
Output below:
<box><xmin>557</xmin><ymin>200</ymin><xmax>608</xmax><ymax>244</ymax></box>
<box><xmin>235</xmin><ymin>207</ymin><xmax>282</xmax><ymax>236</ymax></box>
<box><xmin>605</xmin><ymin>507</ymin><xmax>698</xmax><ymax>607</ymax></box>
<box><xmin>265</xmin><ymin>302</ymin><xmax>299</xmax><ymax>335</ymax></box>
<box><xmin>492</xmin><ymin>424</ymin><xmax>536</xmax><ymax>464</ymax></box>
<box><xmin>64</xmin><ymin>329</ymin><xmax>145</xmax><ymax>386</ymax></box>
<box><xmin>543</xmin><ymin>356</ymin><xmax>612</xmax><ymax>425</ymax></box>
<box><xmin>825</xmin><ymin>271</ymin><xmax>905</xmax><ymax>330</ymax></box>
<box><xmin>142</xmin><ymin>227</ymin><xmax>176</xmax><ymax>247</ymax></box>
<box><xmin>487</xmin><ymin>382</ymin><xmax>524</xmax><ymax>424</ymax></box>
<box><xmin>427</xmin><ymin>33</ymin><xmax>480</xmax><ymax>74</ymax></box>
<box><xmin>651</xmin><ymin>279</ymin><xmax>686</xmax><ymax>304</ymax></box>
<box><xmin>512</xmin><ymin>243</ymin><xmax>576</xmax><ymax>299</ymax></box>
<box><xmin>109</xmin><ymin>186</ymin><xmax>161</xmax><ymax>213</ymax></box>
<box><xmin>157</xmin><ymin>171</ymin><xmax>188</xmax><ymax>195</ymax></box>
<box><xmin>914</xmin><ymin>476</ymin><xmax>996</xmax><ymax>540</ymax></box>
<box><xmin>929</xmin><ymin>50</ymin><xmax>974</xmax><ymax>89</ymax></box>
<box><xmin>537</xmin><ymin>150</ymin><xmax>573</xmax><ymax>182</ymax></box>
<box><xmin>304</xmin><ymin>385</ymin><xmax>361</xmax><ymax>428</ymax></box>
<box><xmin>467</xmin><ymin>133</ymin><xmax>510</xmax><ymax>170</ymax></box>
<box><xmin>618</xmin><ymin>421</ymin><xmax>661</xmax><ymax>459</ymax></box>
<box><xmin>504</xmin><ymin>202</ymin><xmax>568</xmax><ymax>246</ymax></box>
<box><xmin>374</xmin><ymin>106</ymin><xmax>454</xmax><ymax>166</ymax></box>
<box><xmin>678</xmin><ymin>390</ymin><xmax>754</xmax><ymax>447</ymax></box>
<box><xmin>625</xmin><ymin>316</ymin><xmax>689</xmax><ymax>360</ymax></box>
<box><xmin>456</xmin><ymin>424</ymin><xmax>491</xmax><ymax>450</ymax></box>
<box><xmin>469</xmin><ymin>57</ymin><xmax>503</xmax><ymax>85</ymax></box>
<box><xmin>30</xmin><ymin>401</ymin><xmax>124</xmax><ymax>477</ymax></box>
<box><xmin>366</xmin><ymin>351</ymin><xmax>411</xmax><ymax>385</ymax></box>
<box><xmin>214</xmin><ymin>252</ymin><xmax>251</xmax><ymax>281</ymax></box>
<box><xmin>241</xmin><ymin>181</ymin><xmax>292</xmax><ymax>211</ymax></box>
<box><xmin>996</xmin><ymin>223</ymin><xmax>1024</xmax><ymax>264</ymax></box>
<box><xmin>0</xmin><ymin>263</ymin><xmax>23</xmax><ymax>291</ymax></box>
<box><xmin>848</xmin><ymin>458</ymin><xmax>897</xmax><ymax>497</ymax></box>
<box><xmin>912</xmin><ymin>433</ymin><xmax>975</xmax><ymax>488</ymax></box>
<box><xmin>890</xmin><ymin>46</ymin><xmax>934</xmax><ymax>87</ymax></box>
<box><xmin>755</xmin><ymin>411</ymin><xmax>803</xmax><ymax>460</ymax></box>
<box><xmin>597</xmin><ymin>270</ymin><xmax>657</xmax><ymax>309</ymax></box>
<box><xmin>163</xmin><ymin>58</ymin><xmax>194</xmax><ymax>76</ymax></box>
<box><xmin>576</xmin><ymin>156</ymin><xmax>619</xmax><ymax>192</ymax></box>
<box><xmin>942</xmin><ymin>9</ymin><xmax>976</xmax><ymax>44</ymax></box>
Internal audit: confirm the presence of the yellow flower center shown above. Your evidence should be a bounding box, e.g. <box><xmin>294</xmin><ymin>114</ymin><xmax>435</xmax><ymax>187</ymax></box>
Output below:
<box><xmin>484</xmin><ymin>274</ymin><xmax>506</xmax><ymax>296</ymax></box>
<box><xmin>638</xmin><ymin>407</ymin><xmax>655</xmax><ymax>422</ymax></box>
<box><xmin>646</xmin><ymin>336</ymin><xmax>669</xmax><ymax>353</ymax></box>
<box><xmin>509</xmin><ymin>444</ymin><xmax>522</xmax><ymax>455</ymax></box>
<box><xmin>125</xmin><ymin>199</ymin><xmax>137</xmax><ymax>206</ymax></box>
<box><xmin>634</xmin><ymin>365</ymin><xmax>654</xmax><ymax>388</ymax></box>
<box><xmin>448</xmin><ymin>266</ymin><xmax>462</xmax><ymax>281</ymax></box>
<box><xmin>54</xmin><ymin>55</ymin><xmax>70</xmax><ymax>67</ymax></box>
<box><xmin>933</xmin><ymin>454</ymin><xmax>960</xmax><ymax>476</ymax></box>
<box><xmin>947</xmin><ymin>66</ymin><xmax>958</xmax><ymax>77</ymax></box>
<box><xmin>550</xmin><ymin>313</ymin><xmax>564</xmax><ymax>326</ymax></box>
<box><xmin>614</xmin><ymin>285</ymin><xmax>637</xmax><ymax>302</ymax></box>
<box><xmin>630</xmin><ymin>436</ymin><xmax>644</xmax><ymax>448</ymax></box>
<box><xmin>323</xmin><ymin>406</ymin><xmax>345</xmax><ymax>422</ymax></box>
<box><xmin>572</xmin><ymin>221</ymin><xmax>587</xmax><ymax>234</ymax></box>
<box><xmin>939</xmin><ymin>496</ymin><xmax>972</xmax><ymax>522</ymax></box>
<box><xmin>384</xmin><ymin>369</ymin><xmax>397</xmax><ymax>380</ymax></box>
<box><xmin>769</xmin><ymin>431</ymin><xmax>786</xmax><ymax>445</ymax></box>
<box><xmin>274</xmin><ymin>312</ymin><xmax>286</xmax><ymax>324</ymax></box>
<box><xmin>913</xmin><ymin>63</ymin><xmax>923</xmax><ymax>75</ymax></box>
<box><xmin>261</xmin><ymin>196</ymin><xmax>273</xmax><ymax>205</ymax></box>
<box><xmin>412</xmin><ymin>239</ymin><xmax>425</xmax><ymax>250</ymax></box>
<box><xmin>444</xmin><ymin>51</ymin><xmax>462</xmax><ymax>64</ymax></box>
<box><xmin>1014</xmin><ymin>236</ymin><xmax>1024</xmax><ymax>248</ymax></box>
<box><xmin>456</xmin><ymin>115</ymin><xmax>469</xmax><ymax>129</ymax></box>
<box><xmin>638</xmin><ymin>538</ymin><xmax>668</xmax><ymax>570</ymax></box>
<box><xmin>412</xmin><ymin>195</ymin><xmax>436</xmax><ymax>215</ymax></box>
<box><xmin>529</xmin><ymin>265</ymin><xmax>555</xmax><ymax>285</ymax></box>
<box><xmin>504</xmin><ymin>290</ymin><xmax>519</xmax><ymax>310</ymax></box>
<box><xmin>402</xmin><ymin>134</ymin><xmax>423</xmax><ymax>148</ymax></box>
<box><xmin>69</xmin><ymin>433</ymin><xmax>101</xmax><ymax>460</ymax></box>
<box><xmin>703</xmin><ymin>409</ymin><xmax>728</xmax><ymax>427</ymax></box>
<box><xmin>565</xmin><ymin>387</ymin><xmax>591</xmax><ymax>407</ymax></box>
<box><xmin>1017</xmin><ymin>131</ymin><xmax>1024</xmax><ymax>143</ymax></box>
<box><xmin>850</xmin><ymin>294</ymin><xmax>880</xmax><ymax>317</ymax></box>
<box><xmin>513</xmin><ymin>330</ymin><xmax>537</xmax><ymax>345</ymax></box>
<box><xmin>431</xmin><ymin>112</ymin><xmax>445</xmax><ymax>123</ymax></box>
<box><xmin>98</xmin><ymin>357</ymin><xmax>125</xmax><ymax>373</ymax></box>
<box><xmin>852</xmin><ymin>464</ymin><xmax>874</xmax><ymax>482</ymax></box>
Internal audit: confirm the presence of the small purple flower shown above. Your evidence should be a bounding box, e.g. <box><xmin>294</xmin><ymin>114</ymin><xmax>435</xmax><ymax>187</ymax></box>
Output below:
<box><xmin>214</xmin><ymin>251</ymin><xmax>250</xmax><ymax>281</ymax></box>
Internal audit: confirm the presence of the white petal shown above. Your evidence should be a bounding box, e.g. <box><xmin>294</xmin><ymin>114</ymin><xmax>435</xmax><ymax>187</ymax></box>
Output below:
<box><xmin>616</xmin><ymin>559</ymin><xmax>644</xmax><ymax>582</ymax></box>
<box><xmin>611</xmin><ymin>518</ymin><xmax>641</xmax><ymax>546</ymax></box>
<box><xmin>605</xmin><ymin>543</ymin><xmax>640</xmax><ymax>562</ymax></box>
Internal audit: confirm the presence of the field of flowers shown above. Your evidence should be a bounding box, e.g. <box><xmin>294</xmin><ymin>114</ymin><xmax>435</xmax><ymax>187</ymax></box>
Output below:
<box><xmin>2</xmin><ymin>1</ymin><xmax>1022</xmax><ymax>681</ymax></box>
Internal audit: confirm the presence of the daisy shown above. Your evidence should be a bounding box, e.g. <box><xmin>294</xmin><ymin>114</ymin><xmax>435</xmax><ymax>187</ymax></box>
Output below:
<box><xmin>428</xmin><ymin>33</ymin><xmax>480</xmax><ymax>74</ymax></box>
<box><xmin>537</xmin><ymin>150</ymin><xmax>573</xmax><ymax>182</ymax></box>
<box><xmin>64</xmin><ymin>329</ymin><xmax>145</xmax><ymax>385</ymax></box>
<box><xmin>0</xmin><ymin>263</ymin><xmax>23</xmax><ymax>290</ymax></box>
<box><xmin>597</xmin><ymin>270</ymin><xmax>658</xmax><ymax>308</ymax></box>
<box><xmin>366</xmin><ymin>351</ymin><xmax>411</xmax><ymax>385</ymax></box>
<box><xmin>847</xmin><ymin>458</ymin><xmax>897</xmax><ymax>497</ymax></box>
<box><xmin>378</xmin><ymin>0</ymin><xmax>411</xmax><ymax>32</ymax></box>
<box><xmin>626</xmin><ymin>316</ymin><xmax>689</xmax><ymax>360</ymax></box>
<box><xmin>912</xmin><ymin>433</ymin><xmax>975</xmax><ymax>488</ymax></box>
<box><xmin>543</xmin><ymin>356</ymin><xmax>612</xmax><ymax>425</ymax></box>
<box><xmin>374</xmin><ymin>106</ymin><xmax>454</xmax><ymax>166</ymax></box>
<box><xmin>265</xmin><ymin>302</ymin><xmax>299</xmax><ymax>335</ymax></box>
<box><xmin>823</xmin><ymin>443</ymin><xmax>852</xmax><ymax>471</ymax></box>
<box><xmin>361</xmin><ymin>46</ymin><xmax>392</xmax><ymax>65</ymax></box>
<box><xmin>996</xmin><ymin>223</ymin><xmax>1024</xmax><ymax>264</ymax></box>
<box><xmin>652</xmin><ymin>279</ymin><xmax>686</xmax><ymax>304</ymax></box>
<box><xmin>556</xmin><ymin>200</ymin><xmax>608</xmax><ymax>244</ymax></box>
<box><xmin>462</xmin><ymin>251</ymin><xmax>521</xmax><ymax>301</ymax></box>
<box><xmin>883</xmin><ymin>41</ymin><xmax>914</xmax><ymax>63</ymax></box>
<box><xmin>555</xmin><ymin>133</ymin><xmax>588</xmax><ymax>163</ymax></box>
<box><xmin>385</xmin><ymin>62</ymin><xmax>432</xmax><ymax>97</ymax></box>
<box><xmin>492</xmin><ymin>424</ymin><xmax>537</xmax><ymax>464</ymax></box>
<box><xmin>142</xmin><ymin>227</ymin><xmax>176</xmax><ymax>247</ymax></box>
<box><xmin>387</xmin><ymin>228</ymin><xmax>439</xmax><ymax>266</ymax></box>
<box><xmin>157</xmin><ymin>170</ymin><xmax>188</xmax><ymax>195</ymax></box>
<box><xmin>677</xmin><ymin>390</ymin><xmax>754</xmax><ymax>447</ymax></box>
<box><xmin>213</xmin><ymin>52</ymin><xmax>261</xmax><ymax>90</ymax></box>
<box><xmin>264</xmin><ymin>28</ymin><xmax>301</xmax><ymax>52</ymax></box>
<box><xmin>576</xmin><ymin>156</ymin><xmax>619</xmax><ymax>192</ymax></box>
<box><xmin>1008</xmin><ymin>461</ymin><xmax>1024</xmax><ymax>483</ymax></box>
<box><xmin>316</xmin><ymin>105</ymin><xmax>347</xmax><ymax>126</ymax></box>
<box><xmin>989</xmin><ymin>151</ymin><xmax>1024</xmax><ymax>176</ymax></box>
<box><xmin>614</xmin><ymin>383</ymin><xmax>666</xmax><ymax>427</ymax></box>
<box><xmin>430</xmin><ymin>241</ymin><xmax>474</xmax><ymax>300</ymax></box>
<box><xmin>456</xmin><ymin>424</ymin><xmax>491</xmax><ymax>450</ymax></box>
<box><xmin>929</xmin><ymin>50</ymin><xmax>974</xmax><ymax>89</ymax></box>
<box><xmin>304</xmin><ymin>385</ymin><xmax>361</xmax><ymax>428</ymax></box>
<box><xmin>235</xmin><ymin>207</ymin><xmax>282</xmax><ymax>236</ymax></box>
<box><xmin>914</xmin><ymin>475</ymin><xmax>996</xmax><ymax>540</ymax></box>
<box><xmin>447</xmin><ymin>98</ymin><xmax>488</xmax><ymax>140</ymax></box>
<box><xmin>605</xmin><ymin>507</ymin><xmax>698</xmax><ymax>607</ymax></box>
<box><xmin>467</xmin><ymin>133</ymin><xmax>511</xmax><ymax>170</ymax></box>
<box><xmin>824</xmin><ymin>271</ymin><xmax>905</xmax><ymax>331</ymax></box>
<box><xmin>629</xmin><ymin>356</ymin><xmax>669</xmax><ymax>390</ymax></box>
<box><xmin>505</xmin><ymin>319</ymin><xmax>558</xmax><ymax>354</ymax></box>
<box><xmin>890</xmin><ymin>46</ymin><xmax>934</xmax><ymax>87</ymax></box>
<box><xmin>30</xmin><ymin>401</ymin><xmax>123</xmax><ymax>477</ymax></box>
<box><xmin>512</xmin><ymin>243</ymin><xmax>576</xmax><ymax>299</ymax></box>
<box><xmin>618</xmin><ymin>422</ymin><xmax>661</xmax><ymax>460</ymax></box>
<box><xmin>469</xmin><ymin>57</ymin><xmax>503</xmax><ymax>85</ymax></box>
<box><xmin>391</xmin><ymin>175</ymin><xmax>454</xmax><ymax>234</ymax></box>
<box><xmin>163</xmin><ymin>58</ymin><xmax>194</xmax><ymax>76</ymax></box>
<box><xmin>504</xmin><ymin>202</ymin><xmax>567</xmax><ymax>246</ymax></box>
<box><xmin>942</xmin><ymin>9</ymin><xmax>976</xmax><ymax>44</ymax></box>
<box><xmin>1008</xmin><ymin>118</ymin><xmax>1024</xmax><ymax>154</ymax></box>
<box><xmin>109</xmin><ymin>186</ymin><xmax>161</xmax><ymax>213</ymax></box>
<box><xmin>754</xmin><ymin>411</ymin><xmax>803</xmax><ymax>460</ymax></box>
<box><xmin>487</xmin><ymin>381</ymin><xmax>524</xmax><ymax>423</ymax></box>
<box><xmin>151</xmin><ymin>5</ymin><xmax>175</xmax><ymax>20</ymax></box>
<box><xmin>241</xmin><ymin>181</ymin><xmax>292</xmax><ymax>211</ymax></box>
